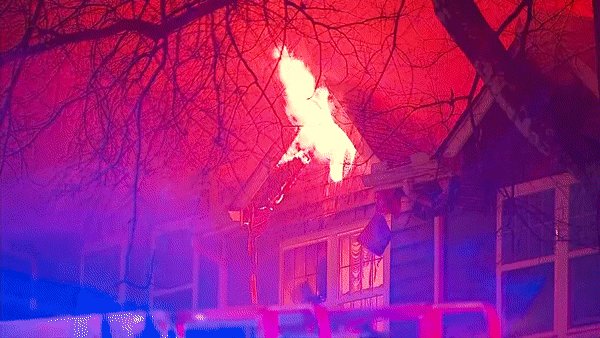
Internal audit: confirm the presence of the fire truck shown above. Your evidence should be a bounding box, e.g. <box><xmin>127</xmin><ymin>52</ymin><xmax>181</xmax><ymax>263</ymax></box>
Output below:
<box><xmin>0</xmin><ymin>302</ymin><xmax>500</xmax><ymax>337</ymax></box>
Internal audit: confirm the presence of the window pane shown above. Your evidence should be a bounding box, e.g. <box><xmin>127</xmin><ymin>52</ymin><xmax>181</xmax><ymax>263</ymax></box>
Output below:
<box><xmin>154</xmin><ymin>229</ymin><xmax>193</xmax><ymax>289</ymax></box>
<box><xmin>340</xmin><ymin>266</ymin><xmax>349</xmax><ymax>295</ymax></box>
<box><xmin>362</xmin><ymin>260</ymin><xmax>372</xmax><ymax>290</ymax></box>
<box><xmin>283</xmin><ymin>250</ymin><xmax>294</xmax><ymax>283</ymax></box>
<box><xmin>569</xmin><ymin>254</ymin><xmax>600</xmax><ymax>327</ymax></box>
<box><xmin>283</xmin><ymin>281</ymin><xmax>293</xmax><ymax>305</ymax></box>
<box><xmin>350</xmin><ymin>264</ymin><xmax>361</xmax><ymax>293</ymax></box>
<box><xmin>82</xmin><ymin>246</ymin><xmax>121</xmax><ymax>299</ymax></box>
<box><xmin>340</xmin><ymin>237</ymin><xmax>349</xmax><ymax>267</ymax></box>
<box><xmin>569</xmin><ymin>183</ymin><xmax>600</xmax><ymax>250</ymax></box>
<box><xmin>339</xmin><ymin>232</ymin><xmax>384</xmax><ymax>295</ymax></box>
<box><xmin>294</xmin><ymin>247</ymin><xmax>305</xmax><ymax>277</ymax></box>
<box><xmin>351</xmin><ymin>237</ymin><xmax>362</xmax><ymax>266</ymax></box>
<box><xmin>502</xmin><ymin>263</ymin><xmax>554</xmax><ymax>336</ymax></box>
<box><xmin>502</xmin><ymin>190</ymin><xmax>555</xmax><ymax>263</ymax></box>
<box><xmin>281</xmin><ymin>241</ymin><xmax>327</xmax><ymax>305</ymax></box>
<box><xmin>317</xmin><ymin>242</ymin><xmax>327</xmax><ymax>266</ymax></box>
<box><xmin>198</xmin><ymin>256</ymin><xmax>219</xmax><ymax>309</ymax></box>
<box><xmin>306</xmin><ymin>244</ymin><xmax>317</xmax><ymax>275</ymax></box>
<box><xmin>373</xmin><ymin>258</ymin><xmax>384</xmax><ymax>288</ymax></box>
<box><xmin>362</xmin><ymin>246</ymin><xmax>373</xmax><ymax>264</ymax></box>
<box><xmin>316</xmin><ymin>254</ymin><xmax>327</xmax><ymax>301</ymax></box>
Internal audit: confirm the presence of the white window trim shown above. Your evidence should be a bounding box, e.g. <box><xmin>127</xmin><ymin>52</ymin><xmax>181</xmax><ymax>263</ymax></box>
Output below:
<box><xmin>496</xmin><ymin>173</ymin><xmax>600</xmax><ymax>337</ymax></box>
<box><xmin>279</xmin><ymin>215</ymin><xmax>391</xmax><ymax>309</ymax></box>
<box><xmin>433</xmin><ymin>215</ymin><xmax>445</xmax><ymax>304</ymax></box>
<box><xmin>80</xmin><ymin>238</ymin><xmax>127</xmax><ymax>305</ymax></box>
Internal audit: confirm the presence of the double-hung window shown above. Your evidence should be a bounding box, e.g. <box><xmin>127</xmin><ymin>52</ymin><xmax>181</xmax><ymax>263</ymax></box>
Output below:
<box><xmin>80</xmin><ymin>240</ymin><xmax>125</xmax><ymax>308</ymax></box>
<box><xmin>497</xmin><ymin>174</ymin><xmax>600</xmax><ymax>337</ymax></box>
<box><xmin>337</xmin><ymin>230</ymin><xmax>385</xmax><ymax>309</ymax></box>
<box><xmin>280</xmin><ymin>219</ymin><xmax>390</xmax><ymax>332</ymax></box>
<box><xmin>152</xmin><ymin>228</ymin><xmax>195</xmax><ymax>312</ymax></box>
<box><xmin>281</xmin><ymin>240</ymin><xmax>328</xmax><ymax>305</ymax></box>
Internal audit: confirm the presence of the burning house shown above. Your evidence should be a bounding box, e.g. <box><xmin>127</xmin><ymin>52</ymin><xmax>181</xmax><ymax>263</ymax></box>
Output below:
<box><xmin>1</xmin><ymin>1</ymin><xmax>599</xmax><ymax>337</ymax></box>
<box><xmin>208</xmin><ymin>12</ymin><xmax>600</xmax><ymax>338</ymax></box>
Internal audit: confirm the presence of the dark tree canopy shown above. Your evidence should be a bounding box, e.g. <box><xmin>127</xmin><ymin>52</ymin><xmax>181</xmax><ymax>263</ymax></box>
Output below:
<box><xmin>0</xmin><ymin>0</ymin><xmax>595</xmax><ymax>227</ymax></box>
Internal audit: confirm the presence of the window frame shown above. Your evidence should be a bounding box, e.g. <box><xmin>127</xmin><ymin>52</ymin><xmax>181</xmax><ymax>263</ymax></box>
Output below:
<box><xmin>80</xmin><ymin>217</ymin><xmax>226</xmax><ymax>311</ymax></box>
<box><xmin>150</xmin><ymin>218</ymin><xmax>227</xmax><ymax>311</ymax></box>
<box><xmin>279</xmin><ymin>216</ymin><xmax>391</xmax><ymax>309</ymax></box>
<box><xmin>150</xmin><ymin>221</ymin><xmax>196</xmax><ymax>311</ymax></box>
<box><xmin>496</xmin><ymin>173</ymin><xmax>600</xmax><ymax>337</ymax></box>
<box><xmin>80</xmin><ymin>238</ymin><xmax>126</xmax><ymax>305</ymax></box>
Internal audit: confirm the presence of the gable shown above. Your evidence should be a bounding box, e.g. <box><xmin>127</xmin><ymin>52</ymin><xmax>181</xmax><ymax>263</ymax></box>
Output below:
<box><xmin>226</xmin><ymin>105</ymin><xmax>379</xmax><ymax>230</ymax></box>
<box><xmin>460</xmin><ymin>103</ymin><xmax>565</xmax><ymax>188</ymax></box>
<box><xmin>437</xmin><ymin>13</ymin><xmax>600</xmax><ymax>165</ymax></box>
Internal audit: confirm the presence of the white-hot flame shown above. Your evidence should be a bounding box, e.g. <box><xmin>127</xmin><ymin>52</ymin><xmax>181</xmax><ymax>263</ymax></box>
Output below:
<box><xmin>274</xmin><ymin>46</ymin><xmax>356</xmax><ymax>182</ymax></box>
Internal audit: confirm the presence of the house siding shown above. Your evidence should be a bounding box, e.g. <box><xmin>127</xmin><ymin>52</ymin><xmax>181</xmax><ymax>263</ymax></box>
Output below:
<box><xmin>257</xmin><ymin>236</ymin><xmax>280</xmax><ymax>305</ymax></box>
<box><xmin>443</xmin><ymin>206</ymin><xmax>496</xmax><ymax>303</ymax></box>
<box><xmin>225</xmin><ymin>233</ymin><xmax>252</xmax><ymax>306</ymax></box>
<box><xmin>389</xmin><ymin>212</ymin><xmax>434</xmax><ymax>304</ymax></box>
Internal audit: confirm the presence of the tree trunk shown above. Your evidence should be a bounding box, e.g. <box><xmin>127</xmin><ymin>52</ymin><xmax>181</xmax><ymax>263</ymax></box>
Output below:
<box><xmin>593</xmin><ymin>0</ymin><xmax>600</xmax><ymax>94</ymax></box>
<box><xmin>433</xmin><ymin>0</ymin><xmax>600</xmax><ymax>176</ymax></box>
<box><xmin>433</xmin><ymin>0</ymin><xmax>557</xmax><ymax>155</ymax></box>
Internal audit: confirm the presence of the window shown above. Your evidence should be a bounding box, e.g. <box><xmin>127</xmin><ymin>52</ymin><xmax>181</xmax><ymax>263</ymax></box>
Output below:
<box><xmin>282</xmin><ymin>241</ymin><xmax>327</xmax><ymax>305</ymax></box>
<box><xmin>0</xmin><ymin>253</ymin><xmax>36</xmax><ymax>320</ymax></box>
<box><xmin>80</xmin><ymin>243</ymin><xmax>124</xmax><ymax>312</ymax></box>
<box><xmin>497</xmin><ymin>174</ymin><xmax>600</xmax><ymax>337</ymax></box>
<box><xmin>569</xmin><ymin>183</ymin><xmax>600</xmax><ymax>250</ymax></box>
<box><xmin>569</xmin><ymin>254</ymin><xmax>600</xmax><ymax>327</ymax></box>
<box><xmin>339</xmin><ymin>232</ymin><xmax>384</xmax><ymax>296</ymax></box>
<box><xmin>502</xmin><ymin>263</ymin><xmax>554</xmax><ymax>336</ymax></box>
<box><xmin>152</xmin><ymin>229</ymin><xmax>194</xmax><ymax>312</ymax></box>
<box><xmin>280</xmin><ymin>222</ymin><xmax>390</xmax><ymax>333</ymax></box>
<box><xmin>151</xmin><ymin>226</ymin><xmax>223</xmax><ymax>312</ymax></box>
<box><xmin>501</xmin><ymin>190</ymin><xmax>555</xmax><ymax>263</ymax></box>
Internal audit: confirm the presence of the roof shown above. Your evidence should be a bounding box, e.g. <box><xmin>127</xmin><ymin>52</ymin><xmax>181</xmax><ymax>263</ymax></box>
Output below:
<box><xmin>225</xmin><ymin>102</ymin><xmax>379</xmax><ymax>222</ymax></box>
<box><xmin>436</xmin><ymin>14</ymin><xmax>599</xmax><ymax>160</ymax></box>
<box><xmin>225</xmin><ymin>12</ymin><xmax>600</xmax><ymax>230</ymax></box>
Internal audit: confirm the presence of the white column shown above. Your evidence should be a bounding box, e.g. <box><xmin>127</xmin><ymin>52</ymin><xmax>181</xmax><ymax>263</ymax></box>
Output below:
<box><xmin>433</xmin><ymin>216</ymin><xmax>445</xmax><ymax>304</ymax></box>
<box><xmin>554</xmin><ymin>186</ymin><xmax>569</xmax><ymax>335</ymax></box>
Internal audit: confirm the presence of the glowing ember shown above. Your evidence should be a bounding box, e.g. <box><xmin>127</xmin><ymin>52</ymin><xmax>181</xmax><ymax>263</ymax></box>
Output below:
<box><xmin>274</xmin><ymin>46</ymin><xmax>356</xmax><ymax>182</ymax></box>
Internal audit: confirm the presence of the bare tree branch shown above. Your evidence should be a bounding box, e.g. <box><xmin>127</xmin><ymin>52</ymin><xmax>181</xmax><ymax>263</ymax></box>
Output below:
<box><xmin>0</xmin><ymin>0</ymin><xmax>231</xmax><ymax>66</ymax></box>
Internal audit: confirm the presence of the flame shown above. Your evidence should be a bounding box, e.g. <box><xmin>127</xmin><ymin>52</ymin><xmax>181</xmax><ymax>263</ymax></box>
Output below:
<box><xmin>274</xmin><ymin>46</ymin><xmax>356</xmax><ymax>182</ymax></box>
